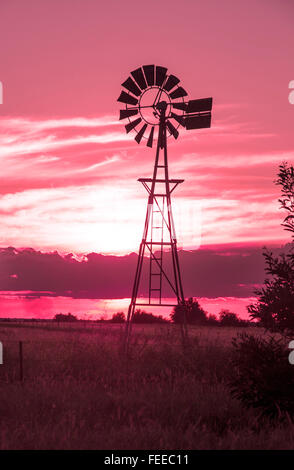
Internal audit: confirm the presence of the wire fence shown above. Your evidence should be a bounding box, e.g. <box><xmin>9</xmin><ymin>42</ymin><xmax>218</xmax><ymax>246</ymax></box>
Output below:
<box><xmin>0</xmin><ymin>322</ymin><xmax>181</xmax><ymax>382</ymax></box>
<box><xmin>0</xmin><ymin>340</ymin><xmax>25</xmax><ymax>381</ymax></box>
<box><xmin>0</xmin><ymin>321</ymin><xmax>125</xmax><ymax>382</ymax></box>
<box><xmin>0</xmin><ymin>321</ymin><xmax>259</xmax><ymax>383</ymax></box>
<box><xmin>0</xmin><ymin>337</ymin><xmax>124</xmax><ymax>383</ymax></box>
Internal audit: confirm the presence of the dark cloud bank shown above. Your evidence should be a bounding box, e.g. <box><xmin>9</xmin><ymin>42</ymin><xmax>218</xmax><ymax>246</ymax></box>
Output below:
<box><xmin>1</xmin><ymin>244</ymin><xmax>292</xmax><ymax>299</ymax></box>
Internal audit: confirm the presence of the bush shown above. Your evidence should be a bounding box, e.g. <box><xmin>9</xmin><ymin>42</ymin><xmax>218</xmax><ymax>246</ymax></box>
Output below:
<box><xmin>219</xmin><ymin>310</ymin><xmax>241</xmax><ymax>326</ymax></box>
<box><xmin>53</xmin><ymin>313</ymin><xmax>78</xmax><ymax>322</ymax></box>
<box><xmin>206</xmin><ymin>314</ymin><xmax>219</xmax><ymax>326</ymax></box>
<box><xmin>110</xmin><ymin>312</ymin><xmax>125</xmax><ymax>323</ymax></box>
<box><xmin>132</xmin><ymin>310</ymin><xmax>169</xmax><ymax>324</ymax></box>
<box><xmin>170</xmin><ymin>298</ymin><xmax>207</xmax><ymax>325</ymax></box>
<box><xmin>248</xmin><ymin>163</ymin><xmax>294</xmax><ymax>333</ymax></box>
<box><xmin>228</xmin><ymin>333</ymin><xmax>294</xmax><ymax>419</ymax></box>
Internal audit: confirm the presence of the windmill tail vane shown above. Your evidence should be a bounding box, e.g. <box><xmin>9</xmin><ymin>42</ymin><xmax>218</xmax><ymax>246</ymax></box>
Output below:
<box><xmin>117</xmin><ymin>64</ymin><xmax>213</xmax><ymax>350</ymax></box>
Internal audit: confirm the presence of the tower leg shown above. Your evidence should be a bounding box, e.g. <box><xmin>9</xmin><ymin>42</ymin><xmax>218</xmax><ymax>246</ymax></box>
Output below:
<box><xmin>124</xmin><ymin>302</ymin><xmax>135</xmax><ymax>353</ymax></box>
<box><xmin>124</xmin><ymin>238</ymin><xmax>148</xmax><ymax>352</ymax></box>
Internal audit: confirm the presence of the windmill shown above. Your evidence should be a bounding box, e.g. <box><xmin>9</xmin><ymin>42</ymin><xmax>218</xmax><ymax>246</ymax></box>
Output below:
<box><xmin>118</xmin><ymin>64</ymin><xmax>213</xmax><ymax>348</ymax></box>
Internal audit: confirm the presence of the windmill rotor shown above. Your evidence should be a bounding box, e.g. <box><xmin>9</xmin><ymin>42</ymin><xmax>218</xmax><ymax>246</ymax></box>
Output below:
<box><xmin>118</xmin><ymin>65</ymin><xmax>191</xmax><ymax>147</ymax></box>
<box><xmin>118</xmin><ymin>64</ymin><xmax>213</xmax><ymax>148</ymax></box>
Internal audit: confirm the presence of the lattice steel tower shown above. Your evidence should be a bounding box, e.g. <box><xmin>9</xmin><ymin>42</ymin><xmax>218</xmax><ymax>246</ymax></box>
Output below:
<box><xmin>118</xmin><ymin>65</ymin><xmax>213</xmax><ymax>346</ymax></box>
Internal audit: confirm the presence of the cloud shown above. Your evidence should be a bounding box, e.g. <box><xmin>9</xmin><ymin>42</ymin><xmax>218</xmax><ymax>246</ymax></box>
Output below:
<box><xmin>0</xmin><ymin>131</ymin><xmax>131</xmax><ymax>158</ymax></box>
<box><xmin>0</xmin><ymin>113</ymin><xmax>292</xmax><ymax>252</ymax></box>
<box><xmin>0</xmin><ymin>244</ymin><xmax>290</xmax><ymax>300</ymax></box>
<box><xmin>0</xmin><ymin>116</ymin><xmax>120</xmax><ymax>132</ymax></box>
<box><xmin>34</xmin><ymin>155</ymin><xmax>60</xmax><ymax>163</ymax></box>
<box><xmin>74</xmin><ymin>155</ymin><xmax>120</xmax><ymax>173</ymax></box>
<box><xmin>0</xmin><ymin>181</ymin><xmax>289</xmax><ymax>254</ymax></box>
<box><xmin>177</xmin><ymin>151</ymin><xmax>294</xmax><ymax>170</ymax></box>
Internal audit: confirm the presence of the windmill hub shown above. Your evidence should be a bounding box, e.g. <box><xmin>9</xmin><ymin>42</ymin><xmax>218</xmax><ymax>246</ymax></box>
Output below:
<box><xmin>155</xmin><ymin>100</ymin><xmax>168</xmax><ymax>114</ymax></box>
<box><xmin>138</xmin><ymin>87</ymin><xmax>171</xmax><ymax>125</ymax></box>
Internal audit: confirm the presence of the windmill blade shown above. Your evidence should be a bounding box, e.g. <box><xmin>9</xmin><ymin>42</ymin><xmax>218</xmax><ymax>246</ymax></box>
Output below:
<box><xmin>166</xmin><ymin>120</ymin><xmax>179</xmax><ymax>139</ymax></box>
<box><xmin>147</xmin><ymin>126</ymin><xmax>154</xmax><ymax>148</ymax></box>
<box><xmin>169</xmin><ymin>87</ymin><xmax>188</xmax><ymax>100</ymax></box>
<box><xmin>121</xmin><ymin>77</ymin><xmax>141</xmax><ymax>97</ymax></box>
<box><xmin>184</xmin><ymin>113</ymin><xmax>211</xmax><ymax>130</ymax></box>
<box><xmin>135</xmin><ymin>123</ymin><xmax>147</xmax><ymax>144</ymax></box>
<box><xmin>119</xmin><ymin>109</ymin><xmax>138</xmax><ymax>120</ymax></box>
<box><xmin>131</xmin><ymin>67</ymin><xmax>147</xmax><ymax>90</ymax></box>
<box><xmin>125</xmin><ymin>117</ymin><xmax>142</xmax><ymax>133</ymax></box>
<box><xmin>172</xmin><ymin>102</ymin><xmax>187</xmax><ymax>111</ymax></box>
<box><xmin>143</xmin><ymin>65</ymin><xmax>155</xmax><ymax>86</ymax></box>
<box><xmin>186</xmin><ymin>97</ymin><xmax>213</xmax><ymax>113</ymax></box>
<box><xmin>156</xmin><ymin>66</ymin><xmax>167</xmax><ymax>87</ymax></box>
<box><xmin>117</xmin><ymin>90</ymin><xmax>138</xmax><ymax>106</ymax></box>
<box><xmin>163</xmin><ymin>75</ymin><xmax>180</xmax><ymax>92</ymax></box>
<box><xmin>171</xmin><ymin>112</ymin><xmax>184</xmax><ymax>126</ymax></box>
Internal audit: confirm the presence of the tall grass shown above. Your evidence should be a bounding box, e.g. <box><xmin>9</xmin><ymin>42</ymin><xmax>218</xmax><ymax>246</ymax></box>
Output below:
<box><xmin>0</xmin><ymin>323</ymin><xmax>293</xmax><ymax>449</ymax></box>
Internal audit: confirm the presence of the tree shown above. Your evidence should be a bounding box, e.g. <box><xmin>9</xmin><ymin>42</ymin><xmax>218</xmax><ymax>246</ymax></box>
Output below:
<box><xmin>277</xmin><ymin>162</ymin><xmax>294</xmax><ymax>234</ymax></box>
<box><xmin>170</xmin><ymin>297</ymin><xmax>207</xmax><ymax>325</ymax></box>
<box><xmin>132</xmin><ymin>310</ymin><xmax>169</xmax><ymax>324</ymax></box>
<box><xmin>219</xmin><ymin>309</ymin><xmax>240</xmax><ymax>326</ymax></box>
<box><xmin>53</xmin><ymin>312</ymin><xmax>78</xmax><ymax>322</ymax></box>
<box><xmin>248</xmin><ymin>162</ymin><xmax>294</xmax><ymax>333</ymax></box>
<box><xmin>229</xmin><ymin>333</ymin><xmax>294</xmax><ymax>419</ymax></box>
<box><xmin>110</xmin><ymin>312</ymin><xmax>125</xmax><ymax>323</ymax></box>
<box><xmin>206</xmin><ymin>313</ymin><xmax>219</xmax><ymax>326</ymax></box>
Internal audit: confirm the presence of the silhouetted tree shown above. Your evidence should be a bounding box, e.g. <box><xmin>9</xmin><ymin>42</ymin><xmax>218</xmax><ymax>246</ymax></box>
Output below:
<box><xmin>278</xmin><ymin>162</ymin><xmax>294</xmax><ymax>234</ymax></box>
<box><xmin>132</xmin><ymin>309</ymin><xmax>169</xmax><ymax>324</ymax></box>
<box><xmin>229</xmin><ymin>333</ymin><xmax>294</xmax><ymax>419</ymax></box>
<box><xmin>248</xmin><ymin>162</ymin><xmax>294</xmax><ymax>333</ymax></box>
<box><xmin>170</xmin><ymin>298</ymin><xmax>207</xmax><ymax>325</ymax></box>
<box><xmin>110</xmin><ymin>312</ymin><xmax>125</xmax><ymax>323</ymax></box>
<box><xmin>206</xmin><ymin>314</ymin><xmax>219</xmax><ymax>326</ymax></box>
<box><xmin>219</xmin><ymin>309</ymin><xmax>240</xmax><ymax>326</ymax></box>
<box><xmin>53</xmin><ymin>312</ymin><xmax>78</xmax><ymax>322</ymax></box>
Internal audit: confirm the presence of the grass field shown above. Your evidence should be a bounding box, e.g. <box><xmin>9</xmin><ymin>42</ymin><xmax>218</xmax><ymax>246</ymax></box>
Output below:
<box><xmin>0</xmin><ymin>321</ymin><xmax>293</xmax><ymax>450</ymax></box>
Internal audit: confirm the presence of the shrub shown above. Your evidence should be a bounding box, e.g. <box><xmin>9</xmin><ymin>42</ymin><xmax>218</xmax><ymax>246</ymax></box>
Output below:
<box><xmin>248</xmin><ymin>163</ymin><xmax>294</xmax><ymax>333</ymax></box>
<box><xmin>110</xmin><ymin>312</ymin><xmax>125</xmax><ymax>323</ymax></box>
<box><xmin>228</xmin><ymin>333</ymin><xmax>294</xmax><ymax>419</ymax></box>
<box><xmin>170</xmin><ymin>298</ymin><xmax>207</xmax><ymax>325</ymax></box>
<box><xmin>132</xmin><ymin>310</ymin><xmax>169</xmax><ymax>324</ymax></box>
<box><xmin>206</xmin><ymin>314</ymin><xmax>219</xmax><ymax>326</ymax></box>
<box><xmin>53</xmin><ymin>313</ymin><xmax>78</xmax><ymax>322</ymax></box>
<box><xmin>219</xmin><ymin>310</ymin><xmax>240</xmax><ymax>327</ymax></box>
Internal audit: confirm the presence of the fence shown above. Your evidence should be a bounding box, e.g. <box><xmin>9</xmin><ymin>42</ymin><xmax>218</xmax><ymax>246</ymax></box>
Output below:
<box><xmin>0</xmin><ymin>322</ymin><xmax>127</xmax><ymax>382</ymax></box>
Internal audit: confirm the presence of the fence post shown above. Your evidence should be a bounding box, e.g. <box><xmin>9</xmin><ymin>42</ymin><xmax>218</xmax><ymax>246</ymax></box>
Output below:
<box><xmin>19</xmin><ymin>341</ymin><xmax>23</xmax><ymax>381</ymax></box>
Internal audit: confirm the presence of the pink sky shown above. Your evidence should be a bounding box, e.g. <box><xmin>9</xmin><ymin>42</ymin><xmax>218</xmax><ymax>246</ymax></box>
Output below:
<box><xmin>0</xmin><ymin>0</ymin><xmax>293</xmax><ymax>254</ymax></box>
